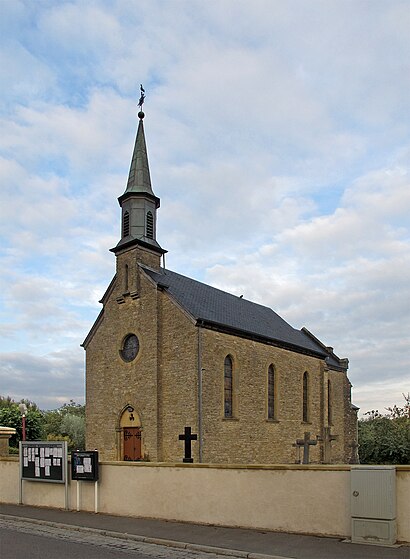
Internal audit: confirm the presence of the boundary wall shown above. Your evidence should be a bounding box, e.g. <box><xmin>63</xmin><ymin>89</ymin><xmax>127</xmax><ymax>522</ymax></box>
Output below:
<box><xmin>1</xmin><ymin>458</ymin><xmax>409</xmax><ymax>543</ymax></box>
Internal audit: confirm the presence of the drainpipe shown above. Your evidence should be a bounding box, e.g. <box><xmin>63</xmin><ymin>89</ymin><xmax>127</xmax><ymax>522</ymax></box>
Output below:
<box><xmin>197</xmin><ymin>324</ymin><xmax>203</xmax><ymax>463</ymax></box>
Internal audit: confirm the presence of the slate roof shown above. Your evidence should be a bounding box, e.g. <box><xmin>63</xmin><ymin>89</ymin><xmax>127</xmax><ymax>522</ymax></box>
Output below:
<box><xmin>143</xmin><ymin>266</ymin><xmax>343</xmax><ymax>367</ymax></box>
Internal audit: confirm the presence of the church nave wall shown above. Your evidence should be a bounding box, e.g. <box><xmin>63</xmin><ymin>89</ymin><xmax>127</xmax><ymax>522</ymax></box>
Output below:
<box><xmin>199</xmin><ymin>328</ymin><xmax>328</xmax><ymax>464</ymax></box>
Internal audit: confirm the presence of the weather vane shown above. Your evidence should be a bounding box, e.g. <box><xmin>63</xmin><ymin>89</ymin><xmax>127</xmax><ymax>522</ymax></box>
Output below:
<box><xmin>138</xmin><ymin>84</ymin><xmax>146</xmax><ymax>109</ymax></box>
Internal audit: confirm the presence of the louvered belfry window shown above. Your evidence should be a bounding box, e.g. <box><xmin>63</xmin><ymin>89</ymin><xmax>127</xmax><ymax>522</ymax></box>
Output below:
<box><xmin>123</xmin><ymin>211</ymin><xmax>130</xmax><ymax>237</ymax></box>
<box><xmin>224</xmin><ymin>355</ymin><xmax>233</xmax><ymax>418</ymax></box>
<box><xmin>146</xmin><ymin>211</ymin><xmax>154</xmax><ymax>239</ymax></box>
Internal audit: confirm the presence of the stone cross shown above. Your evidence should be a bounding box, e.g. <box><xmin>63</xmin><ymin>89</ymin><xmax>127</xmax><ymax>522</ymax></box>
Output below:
<box><xmin>348</xmin><ymin>440</ymin><xmax>360</xmax><ymax>464</ymax></box>
<box><xmin>179</xmin><ymin>426</ymin><xmax>197</xmax><ymax>463</ymax></box>
<box><xmin>294</xmin><ymin>432</ymin><xmax>317</xmax><ymax>464</ymax></box>
<box><xmin>322</xmin><ymin>426</ymin><xmax>338</xmax><ymax>463</ymax></box>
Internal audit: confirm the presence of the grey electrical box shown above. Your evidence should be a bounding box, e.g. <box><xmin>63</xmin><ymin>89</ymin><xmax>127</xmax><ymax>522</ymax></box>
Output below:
<box><xmin>351</xmin><ymin>466</ymin><xmax>396</xmax><ymax>546</ymax></box>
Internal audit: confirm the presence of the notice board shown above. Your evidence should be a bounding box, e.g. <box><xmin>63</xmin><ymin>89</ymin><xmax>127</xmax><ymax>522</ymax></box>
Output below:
<box><xmin>20</xmin><ymin>441</ymin><xmax>67</xmax><ymax>483</ymax></box>
<box><xmin>71</xmin><ymin>450</ymin><xmax>99</xmax><ymax>481</ymax></box>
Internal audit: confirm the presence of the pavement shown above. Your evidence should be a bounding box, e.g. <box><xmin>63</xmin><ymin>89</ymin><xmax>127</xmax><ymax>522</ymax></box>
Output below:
<box><xmin>0</xmin><ymin>503</ymin><xmax>409</xmax><ymax>559</ymax></box>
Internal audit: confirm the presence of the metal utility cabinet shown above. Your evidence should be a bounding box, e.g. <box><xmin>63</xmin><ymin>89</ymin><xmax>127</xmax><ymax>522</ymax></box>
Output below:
<box><xmin>351</xmin><ymin>466</ymin><xmax>396</xmax><ymax>546</ymax></box>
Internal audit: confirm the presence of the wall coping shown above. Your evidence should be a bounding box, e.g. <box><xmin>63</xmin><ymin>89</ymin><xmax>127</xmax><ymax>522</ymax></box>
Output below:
<box><xmin>0</xmin><ymin>426</ymin><xmax>16</xmax><ymax>436</ymax></box>
<box><xmin>100</xmin><ymin>461</ymin><xmax>352</xmax><ymax>471</ymax></box>
<box><xmin>1</xmin><ymin>455</ymin><xmax>408</xmax><ymax>471</ymax></box>
<box><xmin>100</xmin><ymin>461</ymin><xmax>410</xmax><ymax>472</ymax></box>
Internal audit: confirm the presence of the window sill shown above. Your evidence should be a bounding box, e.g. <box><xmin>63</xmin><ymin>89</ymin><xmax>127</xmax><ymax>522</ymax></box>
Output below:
<box><xmin>222</xmin><ymin>417</ymin><xmax>239</xmax><ymax>421</ymax></box>
<box><xmin>266</xmin><ymin>419</ymin><xmax>279</xmax><ymax>423</ymax></box>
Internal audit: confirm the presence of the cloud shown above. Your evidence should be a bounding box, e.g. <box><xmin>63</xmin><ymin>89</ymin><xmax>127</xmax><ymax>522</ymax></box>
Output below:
<box><xmin>0</xmin><ymin>90</ymin><xmax>135</xmax><ymax>175</ymax></box>
<box><xmin>0</xmin><ymin>0</ymin><xmax>409</xmax><ymax>414</ymax></box>
<box><xmin>203</xmin><ymin>155</ymin><xmax>410</xmax><ymax>414</ymax></box>
<box><xmin>0</xmin><ymin>349</ymin><xmax>84</xmax><ymax>410</ymax></box>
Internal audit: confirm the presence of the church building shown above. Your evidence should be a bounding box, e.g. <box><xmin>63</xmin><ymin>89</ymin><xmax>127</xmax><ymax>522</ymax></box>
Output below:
<box><xmin>83</xmin><ymin>107</ymin><xmax>358</xmax><ymax>465</ymax></box>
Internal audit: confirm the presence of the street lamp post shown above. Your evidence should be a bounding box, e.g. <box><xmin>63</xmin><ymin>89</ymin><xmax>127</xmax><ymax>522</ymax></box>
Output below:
<box><xmin>18</xmin><ymin>403</ymin><xmax>27</xmax><ymax>442</ymax></box>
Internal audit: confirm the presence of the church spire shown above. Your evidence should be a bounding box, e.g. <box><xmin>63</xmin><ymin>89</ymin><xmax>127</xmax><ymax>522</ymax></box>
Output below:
<box><xmin>123</xmin><ymin>111</ymin><xmax>157</xmax><ymax>199</ymax></box>
<box><xmin>111</xmin><ymin>88</ymin><xmax>165</xmax><ymax>257</ymax></box>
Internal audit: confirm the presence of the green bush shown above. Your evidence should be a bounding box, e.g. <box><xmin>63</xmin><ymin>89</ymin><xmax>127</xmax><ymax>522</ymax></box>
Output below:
<box><xmin>359</xmin><ymin>394</ymin><xmax>410</xmax><ymax>465</ymax></box>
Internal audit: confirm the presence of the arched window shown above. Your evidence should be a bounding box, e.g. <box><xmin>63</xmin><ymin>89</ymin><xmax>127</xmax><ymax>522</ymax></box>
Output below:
<box><xmin>267</xmin><ymin>364</ymin><xmax>275</xmax><ymax>419</ymax></box>
<box><xmin>146</xmin><ymin>211</ymin><xmax>154</xmax><ymax>239</ymax></box>
<box><xmin>224</xmin><ymin>355</ymin><xmax>233</xmax><ymax>418</ymax></box>
<box><xmin>303</xmin><ymin>372</ymin><xmax>309</xmax><ymax>422</ymax></box>
<box><xmin>123</xmin><ymin>211</ymin><xmax>130</xmax><ymax>237</ymax></box>
<box><xmin>327</xmin><ymin>379</ymin><xmax>332</xmax><ymax>425</ymax></box>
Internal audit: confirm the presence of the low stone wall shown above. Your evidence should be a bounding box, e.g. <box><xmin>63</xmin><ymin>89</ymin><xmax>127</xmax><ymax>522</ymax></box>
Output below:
<box><xmin>1</xmin><ymin>458</ymin><xmax>409</xmax><ymax>543</ymax></box>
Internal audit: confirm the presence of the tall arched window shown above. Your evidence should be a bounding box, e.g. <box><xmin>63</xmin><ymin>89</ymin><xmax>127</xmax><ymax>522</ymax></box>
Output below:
<box><xmin>267</xmin><ymin>364</ymin><xmax>275</xmax><ymax>419</ymax></box>
<box><xmin>302</xmin><ymin>372</ymin><xmax>309</xmax><ymax>422</ymax></box>
<box><xmin>123</xmin><ymin>211</ymin><xmax>130</xmax><ymax>237</ymax></box>
<box><xmin>327</xmin><ymin>379</ymin><xmax>332</xmax><ymax>425</ymax></box>
<box><xmin>224</xmin><ymin>355</ymin><xmax>233</xmax><ymax>418</ymax></box>
<box><xmin>146</xmin><ymin>211</ymin><xmax>154</xmax><ymax>239</ymax></box>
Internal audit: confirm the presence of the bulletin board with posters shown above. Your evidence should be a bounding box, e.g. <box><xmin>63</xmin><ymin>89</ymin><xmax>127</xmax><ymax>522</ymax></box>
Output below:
<box><xmin>20</xmin><ymin>441</ymin><xmax>67</xmax><ymax>483</ymax></box>
<box><xmin>19</xmin><ymin>441</ymin><xmax>68</xmax><ymax>509</ymax></box>
<box><xmin>71</xmin><ymin>450</ymin><xmax>99</xmax><ymax>481</ymax></box>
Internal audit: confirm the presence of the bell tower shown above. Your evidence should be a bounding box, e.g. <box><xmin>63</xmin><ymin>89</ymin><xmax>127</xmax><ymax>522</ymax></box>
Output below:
<box><xmin>111</xmin><ymin>103</ymin><xmax>165</xmax><ymax>268</ymax></box>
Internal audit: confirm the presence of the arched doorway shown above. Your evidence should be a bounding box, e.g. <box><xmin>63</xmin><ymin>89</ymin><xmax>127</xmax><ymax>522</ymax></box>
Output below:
<box><xmin>119</xmin><ymin>406</ymin><xmax>142</xmax><ymax>461</ymax></box>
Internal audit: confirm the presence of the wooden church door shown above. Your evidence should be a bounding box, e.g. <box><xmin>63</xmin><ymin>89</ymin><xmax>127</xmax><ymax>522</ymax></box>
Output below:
<box><xmin>123</xmin><ymin>427</ymin><xmax>142</xmax><ymax>461</ymax></box>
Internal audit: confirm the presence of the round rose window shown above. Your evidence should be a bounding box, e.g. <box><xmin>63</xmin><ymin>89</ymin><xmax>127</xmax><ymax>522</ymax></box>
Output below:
<box><xmin>120</xmin><ymin>334</ymin><xmax>139</xmax><ymax>362</ymax></box>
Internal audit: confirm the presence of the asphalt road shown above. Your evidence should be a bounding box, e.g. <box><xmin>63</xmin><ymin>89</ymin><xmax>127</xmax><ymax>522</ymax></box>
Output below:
<box><xmin>1</xmin><ymin>507</ymin><xmax>409</xmax><ymax>559</ymax></box>
<box><xmin>0</xmin><ymin>518</ymin><xmax>241</xmax><ymax>559</ymax></box>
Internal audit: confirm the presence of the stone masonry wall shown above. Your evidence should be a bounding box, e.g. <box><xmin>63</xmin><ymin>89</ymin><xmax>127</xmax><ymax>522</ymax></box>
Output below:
<box><xmin>85</xmin><ymin>246</ymin><xmax>355</xmax><ymax>464</ymax></box>
<box><xmin>156</xmin><ymin>290</ymin><xmax>199</xmax><ymax>462</ymax></box>
<box><xmin>200</xmin><ymin>328</ymin><xmax>322</xmax><ymax>463</ymax></box>
<box><xmin>325</xmin><ymin>369</ymin><xmax>347</xmax><ymax>463</ymax></box>
<box><xmin>86</xmin><ymin>247</ymin><xmax>162</xmax><ymax>461</ymax></box>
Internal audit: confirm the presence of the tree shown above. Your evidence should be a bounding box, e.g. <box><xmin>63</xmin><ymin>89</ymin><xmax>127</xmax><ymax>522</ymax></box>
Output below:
<box><xmin>0</xmin><ymin>396</ymin><xmax>85</xmax><ymax>451</ymax></box>
<box><xmin>43</xmin><ymin>400</ymin><xmax>85</xmax><ymax>451</ymax></box>
<box><xmin>0</xmin><ymin>397</ymin><xmax>44</xmax><ymax>447</ymax></box>
<box><xmin>386</xmin><ymin>393</ymin><xmax>410</xmax><ymax>419</ymax></box>
<box><xmin>359</xmin><ymin>394</ymin><xmax>410</xmax><ymax>465</ymax></box>
<box><xmin>60</xmin><ymin>414</ymin><xmax>85</xmax><ymax>451</ymax></box>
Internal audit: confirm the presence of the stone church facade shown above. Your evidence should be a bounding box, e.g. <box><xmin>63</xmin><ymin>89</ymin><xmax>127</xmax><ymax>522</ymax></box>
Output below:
<box><xmin>83</xmin><ymin>110</ymin><xmax>358</xmax><ymax>465</ymax></box>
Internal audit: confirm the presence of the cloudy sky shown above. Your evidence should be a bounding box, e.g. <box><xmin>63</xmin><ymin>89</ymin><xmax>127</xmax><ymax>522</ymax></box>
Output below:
<box><xmin>0</xmin><ymin>0</ymin><xmax>409</xmax><ymax>414</ymax></box>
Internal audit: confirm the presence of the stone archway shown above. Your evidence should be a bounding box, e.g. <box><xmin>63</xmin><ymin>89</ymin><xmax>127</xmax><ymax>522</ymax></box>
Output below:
<box><xmin>118</xmin><ymin>405</ymin><xmax>142</xmax><ymax>461</ymax></box>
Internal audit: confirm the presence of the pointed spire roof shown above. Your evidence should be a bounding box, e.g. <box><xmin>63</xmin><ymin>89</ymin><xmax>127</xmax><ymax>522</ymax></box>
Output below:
<box><xmin>119</xmin><ymin>111</ymin><xmax>160</xmax><ymax>207</ymax></box>
<box><xmin>112</xmin><ymin>104</ymin><xmax>165</xmax><ymax>257</ymax></box>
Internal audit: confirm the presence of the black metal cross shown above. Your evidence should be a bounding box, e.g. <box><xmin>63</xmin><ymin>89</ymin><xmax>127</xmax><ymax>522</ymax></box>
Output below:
<box><xmin>179</xmin><ymin>426</ymin><xmax>197</xmax><ymax>463</ymax></box>
<box><xmin>295</xmin><ymin>431</ymin><xmax>317</xmax><ymax>464</ymax></box>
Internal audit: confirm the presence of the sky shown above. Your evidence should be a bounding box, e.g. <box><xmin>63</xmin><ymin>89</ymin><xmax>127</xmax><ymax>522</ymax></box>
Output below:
<box><xmin>0</xmin><ymin>0</ymin><xmax>409</xmax><ymax>414</ymax></box>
